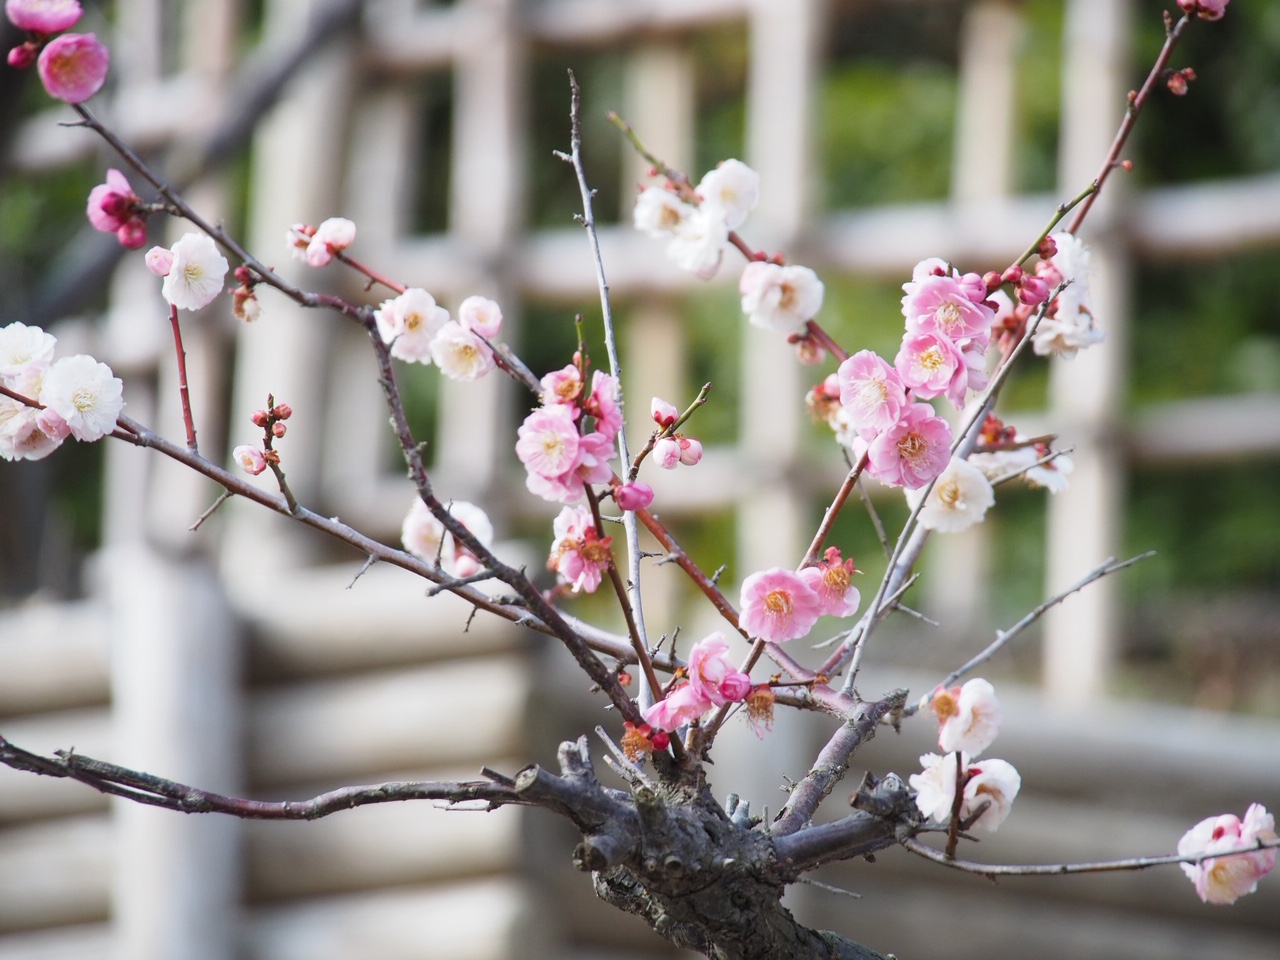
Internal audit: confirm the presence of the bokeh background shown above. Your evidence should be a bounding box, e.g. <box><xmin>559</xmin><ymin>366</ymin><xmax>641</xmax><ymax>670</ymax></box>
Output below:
<box><xmin>1</xmin><ymin>1</ymin><xmax>1278</xmax><ymax>958</ymax></box>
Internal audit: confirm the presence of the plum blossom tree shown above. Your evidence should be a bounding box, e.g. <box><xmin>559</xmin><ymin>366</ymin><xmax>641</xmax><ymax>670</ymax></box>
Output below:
<box><xmin>0</xmin><ymin>1</ymin><xmax>1275</xmax><ymax>957</ymax></box>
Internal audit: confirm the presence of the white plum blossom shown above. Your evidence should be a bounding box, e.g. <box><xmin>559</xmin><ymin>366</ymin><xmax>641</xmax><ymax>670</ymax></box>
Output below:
<box><xmin>910</xmin><ymin>752</ymin><xmax>1020</xmax><ymax>832</ymax></box>
<box><xmin>739</xmin><ymin>262</ymin><xmax>825</xmax><ymax>336</ymax></box>
<box><xmin>696</xmin><ymin>159</ymin><xmax>759</xmax><ymax>230</ymax></box>
<box><xmin>1179</xmin><ymin>804</ymin><xmax>1277</xmax><ymax>905</ymax></box>
<box><xmin>633</xmin><ymin>187</ymin><xmax>693</xmax><ymax>238</ymax></box>
<box><xmin>233</xmin><ymin>444</ymin><xmax>266</xmax><ymax>475</ymax></box>
<box><xmin>0</xmin><ymin>364</ymin><xmax>64</xmax><ymax>461</ymax></box>
<box><xmin>1033</xmin><ymin>232</ymin><xmax>1105</xmax><ymax>358</ymax></box>
<box><xmin>909</xmin><ymin>751</ymin><xmax>959</xmax><ymax>822</ymax></box>
<box><xmin>909</xmin><ymin>456</ymin><xmax>995</xmax><ymax>533</ymax></box>
<box><xmin>0</xmin><ymin>322</ymin><xmax>56</xmax><ymax>377</ymax></box>
<box><xmin>161</xmin><ymin>233</ymin><xmax>229</xmax><ymax>311</ymax></box>
<box><xmin>930</xmin><ymin>678</ymin><xmax>1002</xmax><ymax>756</ymax></box>
<box><xmin>39</xmin><ymin>354</ymin><xmax>124</xmax><ymax>442</ymax></box>
<box><xmin>1032</xmin><ymin>308</ymin><xmax>1106</xmax><ymax>358</ymax></box>
<box><xmin>429</xmin><ymin>322</ymin><xmax>494</xmax><ymax>381</ymax></box>
<box><xmin>305</xmin><ymin>217</ymin><xmax>355</xmax><ymax>267</ymax></box>
<box><xmin>374</xmin><ymin>288</ymin><xmax>450</xmax><ymax>364</ymax></box>
<box><xmin>1026</xmin><ymin>451</ymin><xmax>1073</xmax><ymax>492</ymax></box>
<box><xmin>667</xmin><ymin>207</ymin><xmax>728</xmax><ymax>279</ymax></box>
<box><xmin>401</xmin><ymin>498</ymin><xmax>494</xmax><ymax>578</ymax></box>
<box><xmin>456</xmin><ymin>296</ymin><xmax>503</xmax><ymax>339</ymax></box>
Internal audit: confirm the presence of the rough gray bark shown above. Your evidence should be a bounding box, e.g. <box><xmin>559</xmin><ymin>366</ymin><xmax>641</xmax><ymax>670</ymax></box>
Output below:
<box><xmin>515</xmin><ymin>737</ymin><xmax>917</xmax><ymax>960</ymax></box>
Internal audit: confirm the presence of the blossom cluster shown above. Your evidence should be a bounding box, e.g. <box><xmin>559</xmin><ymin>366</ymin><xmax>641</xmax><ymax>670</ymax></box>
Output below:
<box><xmin>547</xmin><ymin>504</ymin><xmax>612</xmax><ymax>594</ymax></box>
<box><xmin>401</xmin><ymin>498</ymin><xmax>494</xmax><ymax>579</ymax></box>
<box><xmin>650</xmin><ymin>397</ymin><xmax>702</xmax><ymax>470</ymax></box>
<box><xmin>633</xmin><ymin>159</ymin><xmax>759</xmax><ymax>279</ymax></box>
<box><xmin>1178</xmin><ymin>803</ymin><xmax>1276</xmax><ymax>904</ymax></box>
<box><xmin>737</xmin><ymin>547</ymin><xmax>860</xmax><ymax>644</ymax></box>
<box><xmin>86</xmin><ymin>169</ymin><xmax>147</xmax><ymax>249</ymax></box>
<box><xmin>516</xmin><ymin>359</ymin><xmax>620</xmax><ymax>504</ymax></box>
<box><xmin>0</xmin><ymin>321</ymin><xmax>123</xmax><ymax>461</ymax></box>
<box><xmin>374</xmin><ymin>288</ymin><xmax>503</xmax><ymax>381</ymax></box>
<box><xmin>909</xmin><ymin>679</ymin><xmax>1021</xmax><ymax>832</ymax></box>
<box><xmin>641</xmin><ymin>633</ymin><xmax>753</xmax><ymax>733</ymax></box>
<box><xmin>6</xmin><ymin>0</ymin><xmax>108</xmax><ymax>103</ymax></box>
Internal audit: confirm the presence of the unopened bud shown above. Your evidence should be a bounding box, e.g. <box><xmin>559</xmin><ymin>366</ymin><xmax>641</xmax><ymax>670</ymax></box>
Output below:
<box><xmin>7</xmin><ymin>43</ymin><xmax>37</xmax><ymax>70</ymax></box>
<box><xmin>617</xmin><ymin>671</ymin><xmax>633</xmax><ymax>688</ymax></box>
<box><xmin>982</xmin><ymin>270</ymin><xmax>1004</xmax><ymax>293</ymax></box>
<box><xmin>250</xmin><ymin>409</ymin><xmax>269</xmax><ymax>427</ymax></box>
<box><xmin>1037</xmin><ymin>236</ymin><xmax>1058</xmax><ymax>260</ymax></box>
<box><xmin>272</xmin><ymin>402</ymin><xmax>293</xmax><ymax>420</ymax></box>
<box><xmin>1167</xmin><ymin>72</ymin><xmax>1188</xmax><ymax>96</ymax></box>
<box><xmin>1000</xmin><ymin>265</ymin><xmax>1024</xmax><ymax>285</ymax></box>
<box><xmin>234</xmin><ymin>265</ymin><xmax>254</xmax><ymax>285</ymax></box>
<box><xmin>272</xmin><ymin>421</ymin><xmax>287</xmax><ymax>438</ymax></box>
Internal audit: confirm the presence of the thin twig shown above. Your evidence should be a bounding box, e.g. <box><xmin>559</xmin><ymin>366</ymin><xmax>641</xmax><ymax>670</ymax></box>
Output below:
<box><xmin>802</xmin><ymin>451</ymin><xmax>869</xmax><ymax>568</ymax></box>
<box><xmin>166</xmin><ymin>303</ymin><xmax>199</xmax><ymax>453</ymax></box>
<box><xmin>189</xmin><ymin>490</ymin><xmax>232</xmax><ymax>532</ymax></box>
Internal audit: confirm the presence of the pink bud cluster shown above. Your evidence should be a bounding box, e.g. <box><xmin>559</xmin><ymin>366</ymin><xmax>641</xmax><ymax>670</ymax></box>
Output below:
<box><xmin>633</xmin><ymin>159</ymin><xmax>760</xmax><ymax>279</ymax></box>
<box><xmin>1178</xmin><ymin>0</ymin><xmax>1229</xmax><ymax>21</ymax></box>
<box><xmin>233</xmin><ymin>401</ymin><xmax>293</xmax><ymax>476</ymax></box>
<box><xmin>642</xmin><ymin>633</ymin><xmax>753</xmax><ymax>733</ymax></box>
<box><xmin>516</xmin><ymin>361</ymin><xmax>620</xmax><ymax>504</ymax></box>
<box><xmin>6</xmin><ymin>1</ymin><xmax>108</xmax><ymax>103</ymax></box>
<box><xmin>0</xmin><ymin>321</ymin><xmax>123</xmax><ymax>461</ymax></box>
<box><xmin>650</xmin><ymin>397</ymin><xmax>702</xmax><ymax>470</ymax></box>
<box><xmin>374</xmin><ymin>289</ymin><xmax>503</xmax><ymax>381</ymax></box>
<box><xmin>86</xmin><ymin>169</ymin><xmax>147</xmax><ymax>249</ymax></box>
<box><xmin>1178</xmin><ymin>804</ymin><xmax>1276</xmax><ymax>904</ymax></box>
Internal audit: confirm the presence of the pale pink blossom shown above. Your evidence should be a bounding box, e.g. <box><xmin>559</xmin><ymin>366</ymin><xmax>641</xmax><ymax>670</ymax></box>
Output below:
<box><xmin>642</xmin><ymin>682</ymin><xmax>714</xmax><ymax>733</ymax></box>
<box><xmin>0</xmin><ymin>363</ymin><xmax>63</xmax><ymax>461</ymax></box>
<box><xmin>523</xmin><ymin>427</ymin><xmax>614</xmax><ymax>505</ymax></box>
<box><xmin>38</xmin><ymin>354</ymin><xmax>122</xmax><ymax>442</ymax></box>
<box><xmin>739</xmin><ymin>261</ymin><xmax>824</xmax><ymax>336</ymax></box>
<box><xmin>895</xmin><ymin>331</ymin><xmax>965</xmax><ymax>403</ymax></box>
<box><xmin>86</xmin><ymin>169</ymin><xmax>147</xmax><ymax>248</ymax></box>
<box><xmin>548</xmin><ymin>504</ymin><xmax>612</xmax><ymax>594</ymax></box>
<box><xmin>798</xmin><ymin>546</ymin><xmax>860</xmax><ymax>618</ymax></box>
<box><xmin>144</xmin><ymin>245</ymin><xmax>173</xmax><ymax>277</ymax></box>
<box><xmin>0</xmin><ymin>321</ymin><xmax>56</xmax><ymax>377</ymax></box>
<box><xmin>429</xmin><ymin>321</ymin><xmax>495</xmax><ymax>380</ymax></box>
<box><xmin>285</xmin><ymin>223</ymin><xmax>313</xmax><ymax>259</ymax></box>
<box><xmin>401</xmin><ymin>498</ymin><xmax>493</xmax><ymax>577</ymax></box>
<box><xmin>232</xmin><ymin>444</ymin><xmax>266</xmax><ymax>475</ymax></box>
<box><xmin>516</xmin><ymin>405</ymin><xmax>580</xmax><ymax>478</ymax></box>
<box><xmin>540</xmin><ymin>363</ymin><xmax>584</xmax><ymax>407</ymax></box>
<box><xmin>1031</xmin><ymin>305</ymin><xmax>1105</xmax><ymax>358</ymax></box>
<box><xmin>613</xmin><ymin>481</ymin><xmax>653</xmax><ymax>512</ymax></box>
<box><xmin>902</xmin><ymin>272</ymin><xmax>993</xmax><ymax>346</ymax></box>
<box><xmin>633</xmin><ymin>186</ymin><xmax>692</xmax><ymax>238</ymax></box>
<box><xmin>696</xmin><ymin>159</ymin><xmax>759</xmax><ymax>231</ymax></box>
<box><xmin>930</xmin><ymin>678</ymin><xmax>1001</xmax><ymax>756</ymax></box>
<box><xmin>6</xmin><ymin>0</ymin><xmax>83</xmax><ymax>33</ymax></box>
<box><xmin>1026</xmin><ymin>449</ymin><xmax>1073</xmax><ymax>493</ymax></box>
<box><xmin>667</xmin><ymin>206</ymin><xmax>727</xmax><ymax>279</ymax></box>
<box><xmin>651</xmin><ymin>397</ymin><xmax>678</xmax><ymax>429</ymax></box>
<box><xmin>686</xmin><ymin>633</ymin><xmax>752</xmax><ymax>706</ymax></box>
<box><xmin>374</xmin><ymin>288</ymin><xmax>449</xmax><ymax>364</ymax></box>
<box><xmin>865</xmin><ymin>401</ymin><xmax>952</xmax><ymax>489</ymax></box>
<box><xmin>909</xmin><ymin>456</ymin><xmax>995</xmax><ymax>533</ymax></box>
<box><xmin>36</xmin><ymin>32</ymin><xmax>107</xmax><ymax>103</ymax></box>
<box><xmin>304</xmin><ymin>217</ymin><xmax>355</xmax><ymax>267</ymax></box>
<box><xmin>161</xmin><ymin>233</ymin><xmax>229</xmax><ymax>311</ymax></box>
<box><xmin>837</xmin><ymin>350</ymin><xmax>907</xmax><ymax>439</ymax></box>
<box><xmin>584</xmin><ymin>371</ymin><xmax>622</xmax><ymax>442</ymax></box>
<box><xmin>677</xmin><ymin>436</ymin><xmax>702</xmax><ymax>466</ymax></box>
<box><xmin>739</xmin><ymin>567</ymin><xmax>824</xmax><ymax>643</ymax></box>
<box><xmin>1179</xmin><ymin>804</ymin><xmax>1276</xmax><ymax>904</ymax></box>
<box><xmin>457</xmin><ymin>296</ymin><xmax>502</xmax><ymax>339</ymax></box>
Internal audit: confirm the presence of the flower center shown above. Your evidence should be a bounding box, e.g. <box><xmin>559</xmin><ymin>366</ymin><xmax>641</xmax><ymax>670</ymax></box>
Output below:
<box><xmin>919</xmin><ymin>345</ymin><xmax>946</xmax><ymax>373</ymax></box>
<box><xmin>184</xmin><ymin>261</ymin><xmax>204</xmax><ymax>285</ymax></box>
<box><xmin>71</xmin><ymin>387</ymin><xmax>94</xmax><ymax>413</ymax></box>
<box><xmin>405</xmin><ymin>311</ymin><xmax>423</xmax><ymax>332</ymax></box>
<box><xmin>778</xmin><ymin>283</ymin><xmax>798</xmax><ymax>313</ymax></box>
<box><xmin>935</xmin><ymin>301</ymin><xmax>962</xmax><ymax>333</ymax></box>
<box><xmin>898</xmin><ymin>430</ymin><xmax>928</xmax><ymax>465</ymax></box>
<box><xmin>764</xmin><ymin>589</ymin><xmax>793</xmax><ymax>618</ymax></box>
<box><xmin>932</xmin><ymin>688</ymin><xmax>960</xmax><ymax>721</ymax></box>
<box><xmin>937</xmin><ymin>478</ymin><xmax>962</xmax><ymax>506</ymax></box>
<box><xmin>659</xmin><ymin>204</ymin><xmax>683</xmax><ymax>230</ymax></box>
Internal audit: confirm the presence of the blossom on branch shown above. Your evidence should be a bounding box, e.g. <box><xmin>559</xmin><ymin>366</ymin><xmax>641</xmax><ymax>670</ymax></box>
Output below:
<box><xmin>303</xmin><ymin>217</ymin><xmax>355</xmax><ymax>267</ymax></box>
<box><xmin>1178</xmin><ymin>804</ymin><xmax>1276</xmax><ymax>904</ymax></box>
<box><xmin>548</xmin><ymin>504</ymin><xmax>612</xmax><ymax>594</ymax></box>
<box><xmin>457</xmin><ymin>296</ymin><xmax>503</xmax><ymax>339</ymax></box>
<box><xmin>910</xmin><ymin>751</ymin><xmax>1021</xmax><ymax>832</ymax></box>
<box><xmin>861</xmin><ymin>401</ymin><xmax>952</xmax><ymax>489</ymax></box>
<box><xmin>6</xmin><ymin>0</ymin><xmax>83</xmax><ymax>33</ymax></box>
<box><xmin>400</xmin><ymin>498</ymin><xmax>493</xmax><ymax>578</ymax></box>
<box><xmin>685</xmin><ymin>633</ymin><xmax>752</xmax><ymax>706</ymax></box>
<box><xmin>86</xmin><ymin>169</ymin><xmax>147</xmax><ymax>249</ymax></box>
<box><xmin>739</xmin><ymin>262</ymin><xmax>824</xmax><ymax>336</ymax></box>
<box><xmin>798</xmin><ymin>546</ymin><xmax>860</xmax><ymax>618</ymax></box>
<box><xmin>739</xmin><ymin>567</ymin><xmax>824</xmax><ymax>643</ymax></box>
<box><xmin>160</xmin><ymin>233</ymin><xmax>229</xmax><ymax>311</ymax></box>
<box><xmin>430</xmin><ymin>322</ymin><xmax>495</xmax><ymax>381</ymax></box>
<box><xmin>837</xmin><ymin>350</ymin><xmax>906</xmax><ymax>440</ymax></box>
<box><xmin>929</xmin><ymin>678</ymin><xmax>1002</xmax><ymax>756</ymax></box>
<box><xmin>1032</xmin><ymin>232</ymin><xmax>1104</xmax><ymax>358</ymax></box>
<box><xmin>35</xmin><ymin>31</ymin><xmax>107</xmax><ymax>102</ymax></box>
<box><xmin>38</xmin><ymin>354</ymin><xmax>123</xmax><ymax>442</ymax></box>
<box><xmin>633</xmin><ymin>186</ymin><xmax>692</xmax><ymax>238</ymax></box>
<box><xmin>695</xmin><ymin>159</ymin><xmax>759</xmax><ymax>231</ymax></box>
<box><xmin>667</xmin><ymin>207</ymin><xmax>727</xmax><ymax>279</ymax></box>
<box><xmin>374</xmin><ymin>288</ymin><xmax>449</xmax><ymax>364</ymax></box>
<box><xmin>642</xmin><ymin>682</ymin><xmax>714</xmax><ymax>733</ymax></box>
<box><xmin>909</xmin><ymin>456</ymin><xmax>994</xmax><ymax>533</ymax></box>
<box><xmin>232</xmin><ymin>444</ymin><xmax>266</xmax><ymax>475</ymax></box>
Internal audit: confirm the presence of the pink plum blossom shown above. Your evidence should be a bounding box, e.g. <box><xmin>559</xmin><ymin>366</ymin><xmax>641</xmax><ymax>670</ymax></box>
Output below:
<box><xmin>584</xmin><ymin>371</ymin><xmax>622</xmax><ymax>442</ymax></box>
<box><xmin>642</xmin><ymin>682</ymin><xmax>714</xmax><ymax>733</ymax></box>
<box><xmin>233</xmin><ymin>444</ymin><xmax>266</xmax><ymax>475</ymax></box>
<box><xmin>516</xmin><ymin>405</ymin><xmax>580</xmax><ymax>479</ymax></box>
<box><xmin>685</xmin><ymin>633</ymin><xmax>752</xmax><ymax>706</ymax></box>
<box><xmin>837</xmin><ymin>350</ymin><xmax>907</xmax><ymax>440</ymax></box>
<box><xmin>86</xmin><ymin>169</ymin><xmax>147</xmax><ymax>248</ymax></box>
<box><xmin>696</xmin><ymin>159</ymin><xmax>759</xmax><ymax>231</ymax></box>
<box><xmin>1179</xmin><ymin>804</ymin><xmax>1276</xmax><ymax>904</ymax></box>
<box><xmin>457</xmin><ymin>296</ymin><xmax>502</xmax><ymax>339</ymax></box>
<box><xmin>865</xmin><ymin>401</ymin><xmax>952</xmax><ymax>489</ymax></box>
<box><xmin>1179</xmin><ymin>0</ymin><xmax>1229</xmax><ymax>21</ymax></box>
<box><xmin>613</xmin><ymin>481</ymin><xmax>653</xmax><ymax>512</ymax></box>
<box><xmin>633</xmin><ymin>186</ymin><xmax>692</xmax><ymax>238</ymax></box>
<box><xmin>38</xmin><ymin>354</ymin><xmax>122</xmax><ymax>442</ymax></box>
<box><xmin>6</xmin><ymin>0</ymin><xmax>83</xmax><ymax>33</ymax></box>
<box><xmin>910</xmin><ymin>456</ymin><xmax>995</xmax><ymax>533</ymax></box>
<box><xmin>739</xmin><ymin>567</ymin><xmax>824</xmax><ymax>643</ymax></box>
<box><xmin>304</xmin><ymin>217</ymin><xmax>355</xmax><ymax>267</ymax></box>
<box><xmin>373</xmin><ymin>288</ymin><xmax>449</xmax><ymax>364</ymax></box>
<box><xmin>540</xmin><ymin>363</ymin><xmax>583</xmax><ymax>407</ymax></box>
<box><xmin>895</xmin><ymin>331</ymin><xmax>965</xmax><ymax>403</ymax></box>
<box><xmin>144</xmin><ymin>245</ymin><xmax>173</xmax><ymax>277</ymax></box>
<box><xmin>739</xmin><ymin>261</ymin><xmax>824</xmax><ymax>336</ymax></box>
<box><xmin>798</xmin><ymin>546</ymin><xmax>860</xmax><ymax>618</ymax></box>
<box><xmin>36</xmin><ymin>32</ymin><xmax>107</xmax><ymax>103</ymax></box>
<box><xmin>902</xmin><ymin>272</ymin><xmax>993</xmax><ymax>346</ymax></box>
<box><xmin>429</xmin><ymin>321</ymin><xmax>495</xmax><ymax>380</ymax></box>
<box><xmin>929</xmin><ymin>678</ymin><xmax>1002</xmax><ymax>756</ymax></box>
<box><xmin>161</xmin><ymin>233</ymin><xmax>229</xmax><ymax>311</ymax></box>
<box><xmin>548</xmin><ymin>504</ymin><xmax>612</xmax><ymax>594</ymax></box>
